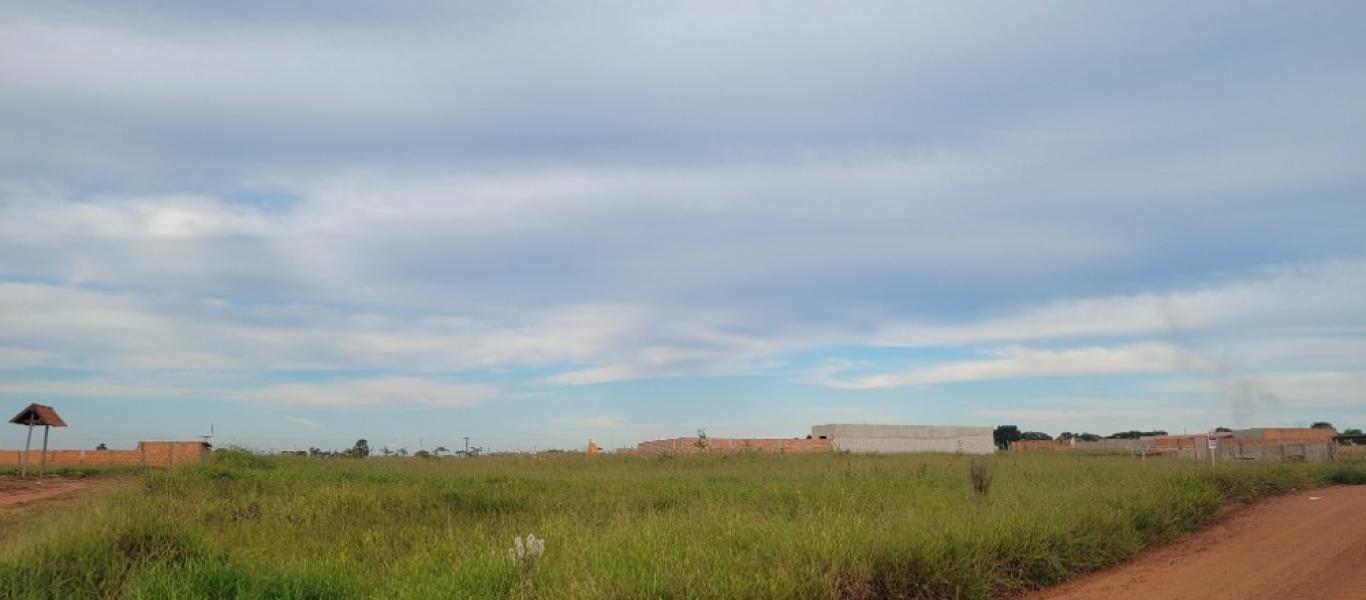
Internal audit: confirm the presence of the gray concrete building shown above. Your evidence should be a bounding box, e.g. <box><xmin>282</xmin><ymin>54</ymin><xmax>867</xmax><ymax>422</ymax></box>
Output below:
<box><xmin>810</xmin><ymin>424</ymin><xmax>995</xmax><ymax>454</ymax></box>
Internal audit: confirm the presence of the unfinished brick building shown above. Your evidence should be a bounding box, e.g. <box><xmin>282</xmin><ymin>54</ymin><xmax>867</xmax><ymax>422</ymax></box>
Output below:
<box><xmin>635</xmin><ymin>424</ymin><xmax>996</xmax><ymax>455</ymax></box>
<box><xmin>0</xmin><ymin>441</ymin><xmax>212</xmax><ymax>469</ymax></box>
<box><xmin>636</xmin><ymin>436</ymin><xmax>832</xmax><ymax>454</ymax></box>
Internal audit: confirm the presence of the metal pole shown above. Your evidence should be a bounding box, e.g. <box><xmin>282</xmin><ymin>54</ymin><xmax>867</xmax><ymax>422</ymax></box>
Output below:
<box><xmin>39</xmin><ymin>425</ymin><xmax>50</xmax><ymax>476</ymax></box>
<box><xmin>21</xmin><ymin>422</ymin><xmax>33</xmax><ymax>478</ymax></box>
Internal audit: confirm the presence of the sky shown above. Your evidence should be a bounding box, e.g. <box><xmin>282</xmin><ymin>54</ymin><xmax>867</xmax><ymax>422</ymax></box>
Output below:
<box><xmin>1</xmin><ymin>1</ymin><xmax>1363</xmax><ymax>452</ymax></box>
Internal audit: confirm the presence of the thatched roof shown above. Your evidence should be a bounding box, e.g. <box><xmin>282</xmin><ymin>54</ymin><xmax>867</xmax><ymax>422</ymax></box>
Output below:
<box><xmin>9</xmin><ymin>403</ymin><xmax>67</xmax><ymax>427</ymax></box>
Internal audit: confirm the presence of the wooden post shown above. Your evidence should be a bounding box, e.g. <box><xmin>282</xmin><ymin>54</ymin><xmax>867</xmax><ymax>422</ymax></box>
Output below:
<box><xmin>20</xmin><ymin>420</ymin><xmax>34</xmax><ymax>478</ymax></box>
<box><xmin>39</xmin><ymin>425</ymin><xmax>50</xmax><ymax>476</ymax></box>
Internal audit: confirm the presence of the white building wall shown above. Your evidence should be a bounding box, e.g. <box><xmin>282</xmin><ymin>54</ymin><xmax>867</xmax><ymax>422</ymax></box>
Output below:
<box><xmin>810</xmin><ymin>424</ymin><xmax>995</xmax><ymax>455</ymax></box>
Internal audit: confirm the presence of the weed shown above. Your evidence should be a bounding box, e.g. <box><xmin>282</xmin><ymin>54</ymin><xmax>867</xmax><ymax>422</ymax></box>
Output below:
<box><xmin>969</xmin><ymin>459</ymin><xmax>992</xmax><ymax>499</ymax></box>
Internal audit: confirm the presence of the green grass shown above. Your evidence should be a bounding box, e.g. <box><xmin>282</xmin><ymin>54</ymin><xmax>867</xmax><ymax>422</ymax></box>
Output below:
<box><xmin>0</xmin><ymin>465</ymin><xmax>146</xmax><ymax>479</ymax></box>
<box><xmin>0</xmin><ymin>451</ymin><xmax>1361</xmax><ymax>599</ymax></box>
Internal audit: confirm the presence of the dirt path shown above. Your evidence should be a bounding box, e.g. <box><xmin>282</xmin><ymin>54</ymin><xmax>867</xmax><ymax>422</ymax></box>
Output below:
<box><xmin>0</xmin><ymin>477</ymin><xmax>103</xmax><ymax>510</ymax></box>
<box><xmin>1025</xmin><ymin>486</ymin><xmax>1366</xmax><ymax>600</ymax></box>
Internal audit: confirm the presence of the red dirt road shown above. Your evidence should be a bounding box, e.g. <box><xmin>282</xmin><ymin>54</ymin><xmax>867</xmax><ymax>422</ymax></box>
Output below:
<box><xmin>1026</xmin><ymin>486</ymin><xmax>1366</xmax><ymax>600</ymax></box>
<box><xmin>0</xmin><ymin>477</ymin><xmax>102</xmax><ymax>510</ymax></box>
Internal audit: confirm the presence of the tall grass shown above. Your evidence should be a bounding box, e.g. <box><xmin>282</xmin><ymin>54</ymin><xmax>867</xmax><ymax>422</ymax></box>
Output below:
<box><xmin>0</xmin><ymin>452</ymin><xmax>1360</xmax><ymax>599</ymax></box>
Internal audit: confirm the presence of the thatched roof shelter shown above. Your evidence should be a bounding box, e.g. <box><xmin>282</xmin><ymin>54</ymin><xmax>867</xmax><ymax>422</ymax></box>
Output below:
<box><xmin>10</xmin><ymin>403</ymin><xmax>67</xmax><ymax>427</ymax></box>
<box><xmin>10</xmin><ymin>403</ymin><xmax>67</xmax><ymax>477</ymax></box>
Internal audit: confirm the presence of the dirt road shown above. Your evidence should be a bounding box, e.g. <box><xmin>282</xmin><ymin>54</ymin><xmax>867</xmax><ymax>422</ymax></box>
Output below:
<box><xmin>0</xmin><ymin>477</ymin><xmax>102</xmax><ymax>510</ymax></box>
<box><xmin>1026</xmin><ymin>486</ymin><xmax>1366</xmax><ymax>600</ymax></box>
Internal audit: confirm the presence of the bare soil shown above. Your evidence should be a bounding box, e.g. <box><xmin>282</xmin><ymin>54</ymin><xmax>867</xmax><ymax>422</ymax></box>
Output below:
<box><xmin>0</xmin><ymin>477</ymin><xmax>103</xmax><ymax>510</ymax></box>
<box><xmin>1024</xmin><ymin>486</ymin><xmax>1366</xmax><ymax>600</ymax></box>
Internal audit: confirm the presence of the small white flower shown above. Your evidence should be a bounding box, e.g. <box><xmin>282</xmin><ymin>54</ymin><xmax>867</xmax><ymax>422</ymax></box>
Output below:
<box><xmin>526</xmin><ymin>534</ymin><xmax>545</xmax><ymax>558</ymax></box>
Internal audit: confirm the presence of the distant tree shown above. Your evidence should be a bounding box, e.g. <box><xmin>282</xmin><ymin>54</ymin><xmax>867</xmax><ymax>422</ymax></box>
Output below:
<box><xmin>1311</xmin><ymin>422</ymin><xmax>1335</xmax><ymax>431</ymax></box>
<box><xmin>1077</xmin><ymin>433</ymin><xmax>1102</xmax><ymax>442</ymax></box>
<box><xmin>396</xmin><ymin>447</ymin><xmax>409</xmax><ymax>457</ymax></box>
<box><xmin>434</xmin><ymin>446</ymin><xmax>450</xmax><ymax>456</ymax></box>
<box><xmin>414</xmin><ymin>450</ymin><xmax>432</xmax><ymax>458</ymax></box>
<box><xmin>351</xmin><ymin>439</ymin><xmax>370</xmax><ymax>458</ymax></box>
<box><xmin>1107</xmin><ymin>430</ymin><xmax>1167</xmax><ymax>439</ymax></box>
<box><xmin>993</xmin><ymin>425</ymin><xmax>1022</xmax><ymax>450</ymax></box>
<box><xmin>1058</xmin><ymin>432</ymin><xmax>1075</xmax><ymax>441</ymax></box>
<box><xmin>96</xmin><ymin>442</ymin><xmax>108</xmax><ymax>451</ymax></box>
<box><xmin>1343</xmin><ymin>428</ymin><xmax>1363</xmax><ymax>436</ymax></box>
<box><xmin>1214</xmin><ymin>427</ymin><xmax>1233</xmax><ymax>433</ymax></box>
<box><xmin>1020</xmin><ymin>431</ymin><xmax>1053</xmax><ymax>441</ymax></box>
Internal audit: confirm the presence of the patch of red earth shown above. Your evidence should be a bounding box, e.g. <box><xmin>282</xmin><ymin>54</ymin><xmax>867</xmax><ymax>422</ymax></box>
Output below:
<box><xmin>0</xmin><ymin>477</ymin><xmax>102</xmax><ymax>510</ymax></box>
<box><xmin>1022</xmin><ymin>486</ymin><xmax>1366</xmax><ymax>600</ymax></box>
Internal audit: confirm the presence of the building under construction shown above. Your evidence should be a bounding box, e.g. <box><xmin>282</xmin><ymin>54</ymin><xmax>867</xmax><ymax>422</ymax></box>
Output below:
<box><xmin>635</xmin><ymin>424</ymin><xmax>995</xmax><ymax>455</ymax></box>
<box><xmin>1015</xmin><ymin>427</ymin><xmax>1341</xmax><ymax>463</ymax></box>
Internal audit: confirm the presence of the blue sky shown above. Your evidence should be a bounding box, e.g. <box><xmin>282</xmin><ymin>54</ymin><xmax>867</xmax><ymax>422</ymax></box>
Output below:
<box><xmin>1</xmin><ymin>1</ymin><xmax>1363</xmax><ymax>452</ymax></box>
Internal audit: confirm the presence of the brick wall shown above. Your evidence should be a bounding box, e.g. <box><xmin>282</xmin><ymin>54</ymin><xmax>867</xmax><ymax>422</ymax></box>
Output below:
<box><xmin>1011</xmin><ymin>439</ymin><xmax>1074</xmax><ymax>451</ymax></box>
<box><xmin>1338</xmin><ymin>444</ymin><xmax>1366</xmax><ymax>459</ymax></box>
<box><xmin>0</xmin><ymin>441</ymin><xmax>210</xmax><ymax>469</ymax></box>
<box><xmin>1233</xmin><ymin>428</ymin><xmax>1337</xmax><ymax>443</ymax></box>
<box><xmin>637</xmin><ymin>437</ymin><xmax>832</xmax><ymax>454</ymax></box>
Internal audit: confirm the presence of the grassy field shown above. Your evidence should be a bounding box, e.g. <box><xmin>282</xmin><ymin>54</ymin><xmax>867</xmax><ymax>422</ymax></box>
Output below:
<box><xmin>1</xmin><ymin>451</ymin><xmax>1362</xmax><ymax>599</ymax></box>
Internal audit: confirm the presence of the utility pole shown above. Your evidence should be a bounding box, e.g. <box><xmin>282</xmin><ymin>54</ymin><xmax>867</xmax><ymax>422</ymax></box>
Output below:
<box><xmin>463</xmin><ymin>436</ymin><xmax>470</xmax><ymax>457</ymax></box>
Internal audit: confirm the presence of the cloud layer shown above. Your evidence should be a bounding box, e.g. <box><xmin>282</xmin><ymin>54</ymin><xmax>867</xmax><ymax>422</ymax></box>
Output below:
<box><xmin>0</xmin><ymin>1</ymin><xmax>1363</xmax><ymax>444</ymax></box>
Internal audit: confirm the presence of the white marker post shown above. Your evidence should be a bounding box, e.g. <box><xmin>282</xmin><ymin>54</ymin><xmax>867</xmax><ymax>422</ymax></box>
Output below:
<box><xmin>1207</xmin><ymin>431</ymin><xmax>1218</xmax><ymax>469</ymax></box>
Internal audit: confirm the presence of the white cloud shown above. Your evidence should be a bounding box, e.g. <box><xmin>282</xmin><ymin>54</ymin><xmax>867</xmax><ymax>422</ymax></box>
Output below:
<box><xmin>286</xmin><ymin>416</ymin><xmax>323</xmax><ymax>430</ymax></box>
<box><xmin>810</xmin><ymin>342</ymin><xmax>1206</xmax><ymax>390</ymax></box>
<box><xmin>0</xmin><ymin>346</ymin><xmax>53</xmax><ymax>368</ymax></box>
<box><xmin>242</xmin><ymin>378</ymin><xmax>496</xmax><ymax>409</ymax></box>
<box><xmin>875</xmin><ymin>261</ymin><xmax>1366</xmax><ymax>347</ymax></box>
<box><xmin>0</xmin><ymin>193</ymin><xmax>279</xmax><ymax>242</ymax></box>
<box><xmin>546</xmin><ymin>366</ymin><xmax>639</xmax><ymax>386</ymax></box>
<box><xmin>0</xmin><ymin>380</ymin><xmax>190</xmax><ymax>399</ymax></box>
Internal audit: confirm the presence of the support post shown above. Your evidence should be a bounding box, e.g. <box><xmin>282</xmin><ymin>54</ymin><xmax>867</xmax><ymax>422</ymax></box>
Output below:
<box><xmin>20</xmin><ymin>421</ymin><xmax>34</xmax><ymax>478</ymax></box>
<box><xmin>38</xmin><ymin>426</ymin><xmax>49</xmax><ymax>475</ymax></box>
<box><xmin>1208</xmin><ymin>431</ymin><xmax>1216</xmax><ymax>470</ymax></box>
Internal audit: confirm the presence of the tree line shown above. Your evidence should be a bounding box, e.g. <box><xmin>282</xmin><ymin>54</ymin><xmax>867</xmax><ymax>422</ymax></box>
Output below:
<box><xmin>993</xmin><ymin>422</ymin><xmax>1359</xmax><ymax>449</ymax></box>
<box><xmin>282</xmin><ymin>439</ymin><xmax>485</xmax><ymax>458</ymax></box>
